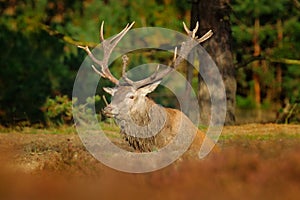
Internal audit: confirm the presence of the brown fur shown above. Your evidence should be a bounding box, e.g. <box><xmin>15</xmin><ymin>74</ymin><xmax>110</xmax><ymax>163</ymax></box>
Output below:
<box><xmin>119</xmin><ymin>98</ymin><xmax>217</xmax><ymax>157</ymax></box>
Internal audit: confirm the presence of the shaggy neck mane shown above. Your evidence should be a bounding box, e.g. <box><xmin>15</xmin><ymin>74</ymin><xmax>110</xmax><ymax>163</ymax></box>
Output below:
<box><xmin>118</xmin><ymin>97</ymin><xmax>168</xmax><ymax>152</ymax></box>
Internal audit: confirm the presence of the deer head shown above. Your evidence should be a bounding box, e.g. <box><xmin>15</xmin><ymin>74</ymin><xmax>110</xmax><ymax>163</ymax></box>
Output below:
<box><xmin>78</xmin><ymin>21</ymin><xmax>213</xmax><ymax>130</ymax></box>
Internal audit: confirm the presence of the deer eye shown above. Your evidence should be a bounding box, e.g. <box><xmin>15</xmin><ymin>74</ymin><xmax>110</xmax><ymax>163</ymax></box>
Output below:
<box><xmin>129</xmin><ymin>95</ymin><xmax>134</xmax><ymax>99</ymax></box>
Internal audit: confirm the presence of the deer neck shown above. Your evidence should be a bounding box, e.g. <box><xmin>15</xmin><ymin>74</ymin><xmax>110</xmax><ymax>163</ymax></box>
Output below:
<box><xmin>120</xmin><ymin>97</ymin><xmax>166</xmax><ymax>138</ymax></box>
<box><xmin>130</xmin><ymin>97</ymin><xmax>155</xmax><ymax>126</ymax></box>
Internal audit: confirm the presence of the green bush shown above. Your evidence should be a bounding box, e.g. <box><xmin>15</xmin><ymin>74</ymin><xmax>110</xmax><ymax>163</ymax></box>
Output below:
<box><xmin>43</xmin><ymin>95</ymin><xmax>102</xmax><ymax>126</ymax></box>
<box><xmin>236</xmin><ymin>95</ymin><xmax>257</xmax><ymax>109</ymax></box>
<box><xmin>43</xmin><ymin>95</ymin><xmax>73</xmax><ymax>126</ymax></box>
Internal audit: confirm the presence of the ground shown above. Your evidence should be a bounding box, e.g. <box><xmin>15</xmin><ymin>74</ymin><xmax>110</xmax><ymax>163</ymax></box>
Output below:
<box><xmin>0</xmin><ymin>123</ymin><xmax>300</xmax><ymax>200</ymax></box>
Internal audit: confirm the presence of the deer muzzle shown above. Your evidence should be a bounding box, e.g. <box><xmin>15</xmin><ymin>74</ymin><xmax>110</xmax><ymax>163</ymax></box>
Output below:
<box><xmin>103</xmin><ymin>104</ymin><xmax>119</xmax><ymax>118</ymax></box>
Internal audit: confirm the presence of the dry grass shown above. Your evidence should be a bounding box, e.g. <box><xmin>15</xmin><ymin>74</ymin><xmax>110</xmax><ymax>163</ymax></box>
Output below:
<box><xmin>0</xmin><ymin>123</ymin><xmax>300</xmax><ymax>200</ymax></box>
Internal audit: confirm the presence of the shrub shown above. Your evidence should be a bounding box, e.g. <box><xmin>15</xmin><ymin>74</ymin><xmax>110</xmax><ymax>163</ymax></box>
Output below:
<box><xmin>43</xmin><ymin>95</ymin><xmax>102</xmax><ymax>126</ymax></box>
<box><xmin>43</xmin><ymin>95</ymin><xmax>73</xmax><ymax>126</ymax></box>
<box><xmin>236</xmin><ymin>95</ymin><xmax>256</xmax><ymax>109</ymax></box>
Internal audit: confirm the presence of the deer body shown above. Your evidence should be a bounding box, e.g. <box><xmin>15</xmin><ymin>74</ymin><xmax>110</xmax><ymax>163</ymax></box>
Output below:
<box><xmin>124</xmin><ymin>107</ymin><xmax>206</xmax><ymax>154</ymax></box>
<box><xmin>121</xmin><ymin>107</ymin><xmax>201</xmax><ymax>153</ymax></box>
<box><xmin>103</xmin><ymin>84</ymin><xmax>210</xmax><ymax>156</ymax></box>
<box><xmin>79</xmin><ymin>21</ymin><xmax>215</xmax><ymax>157</ymax></box>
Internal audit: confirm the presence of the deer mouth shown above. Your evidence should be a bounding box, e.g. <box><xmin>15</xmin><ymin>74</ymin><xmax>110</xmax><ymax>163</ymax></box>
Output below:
<box><xmin>103</xmin><ymin>110</ymin><xmax>118</xmax><ymax>118</ymax></box>
<box><xmin>104</xmin><ymin>112</ymin><xmax>117</xmax><ymax>118</ymax></box>
<box><xmin>103</xmin><ymin>106</ymin><xmax>119</xmax><ymax>118</ymax></box>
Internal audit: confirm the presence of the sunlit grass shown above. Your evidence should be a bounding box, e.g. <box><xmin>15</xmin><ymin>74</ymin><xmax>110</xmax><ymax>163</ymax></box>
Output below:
<box><xmin>1</xmin><ymin>123</ymin><xmax>299</xmax><ymax>144</ymax></box>
<box><xmin>0</xmin><ymin>125</ymin><xmax>77</xmax><ymax>135</ymax></box>
<box><xmin>219</xmin><ymin>132</ymin><xmax>300</xmax><ymax>141</ymax></box>
<box><xmin>0</xmin><ymin>121</ymin><xmax>120</xmax><ymax>136</ymax></box>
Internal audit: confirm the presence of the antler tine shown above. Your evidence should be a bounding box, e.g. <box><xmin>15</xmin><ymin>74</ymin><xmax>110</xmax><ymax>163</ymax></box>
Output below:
<box><xmin>150</xmin><ymin>64</ymin><xmax>160</xmax><ymax>80</ymax></box>
<box><xmin>183</xmin><ymin>22</ymin><xmax>190</xmax><ymax>35</ymax></box>
<box><xmin>110</xmin><ymin>22</ymin><xmax>135</xmax><ymax>46</ymax></box>
<box><xmin>121</xmin><ymin>55</ymin><xmax>135</xmax><ymax>85</ymax></box>
<box><xmin>132</xmin><ymin>64</ymin><xmax>168</xmax><ymax>89</ymax></box>
<box><xmin>100</xmin><ymin>21</ymin><xmax>105</xmax><ymax>41</ymax></box>
<box><xmin>121</xmin><ymin>55</ymin><xmax>129</xmax><ymax>76</ymax></box>
<box><xmin>183</xmin><ymin>21</ymin><xmax>199</xmax><ymax>38</ymax></box>
<box><xmin>78</xmin><ymin>45</ymin><xmax>104</xmax><ymax>68</ymax></box>
<box><xmin>198</xmin><ymin>29</ymin><xmax>213</xmax><ymax>43</ymax></box>
<box><xmin>183</xmin><ymin>21</ymin><xmax>213</xmax><ymax>43</ymax></box>
<box><xmin>133</xmin><ymin>21</ymin><xmax>210</xmax><ymax>89</ymax></box>
<box><xmin>192</xmin><ymin>22</ymin><xmax>199</xmax><ymax>38</ymax></box>
<box><xmin>101</xmin><ymin>22</ymin><xmax>135</xmax><ymax>65</ymax></box>
<box><xmin>173</xmin><ymin>46</ymin><xmax>178</xmax><ymax>62</ymax></box>
<box><xmin>133</xmin><ymin>38</ymin><xmax>190</xmax><ymax>89</ymax></box>
<box><xmin>91</xmin><ymin>64</ymin><xmax>105</xmax><ymax>77</ymax></box>
<box><xmin>132</xmin><ymin>48</ymin><xmax>177</xmax><ymax>89</ymax></box>
<box><xmin>100</xmin><ymin>21</ymin><xmax>135</xmax><ymax>43</ymax></box>
<box><xmin>79</xmin><ymin>22</ymin><xmax>136</xmax><ymax>85</ymax></box>
<box><xmin>77</xmin><ymin>44</ymin><xmax>119</xmax><ymax>84</ymax></box>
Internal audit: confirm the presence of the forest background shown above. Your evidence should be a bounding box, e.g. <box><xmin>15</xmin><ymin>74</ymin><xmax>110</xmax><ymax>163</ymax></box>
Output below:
<box><xmin>0</xmin><ymin>0</ymin><xmax>299</xmax><ymax>126</ymax></box>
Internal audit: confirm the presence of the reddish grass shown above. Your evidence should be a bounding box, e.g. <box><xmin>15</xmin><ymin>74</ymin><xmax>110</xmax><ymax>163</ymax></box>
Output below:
<box><xmin>0</xmin><ymin>124</ymin><xmax>300</xmax><ymax>200</ymax></box>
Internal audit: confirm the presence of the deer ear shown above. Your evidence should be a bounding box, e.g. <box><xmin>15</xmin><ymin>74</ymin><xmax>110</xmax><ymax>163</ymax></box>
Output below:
<box><xmin>137</xmin><ymin>81</ymin><xmax>161</xmax><ymax>96</ymax></box>
<box><xmin>103</xmin><ymin>87</ymin><xmax>117</xmax><ymax>96</ymax></box>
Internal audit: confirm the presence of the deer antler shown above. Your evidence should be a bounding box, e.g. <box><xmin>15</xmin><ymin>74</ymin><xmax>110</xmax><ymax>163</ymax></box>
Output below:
<box><xmin>80</xmin><ymin>21</ymin><xmax>212</xmax><ymax>88</ymax></box>
<box><xmin>78</xmin><ymin>21</ymin><xmax>135</xmax><ymax>85</ymax></box>
<box><xmin>121</xmin><ymin>55</ymin><xmax>135</xmax><ymax>85</ymax></box>
<box><xmin>132</xmin><ymin>22</ymin><xmax>213</xmax><ymax>89</ymax></box>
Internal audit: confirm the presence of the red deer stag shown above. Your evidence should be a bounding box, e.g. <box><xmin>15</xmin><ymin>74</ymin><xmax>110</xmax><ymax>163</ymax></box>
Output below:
<box><xmin>78</xmin><ymin>22</ymin><xmax>217</xmax><ymax>158</ymax></box>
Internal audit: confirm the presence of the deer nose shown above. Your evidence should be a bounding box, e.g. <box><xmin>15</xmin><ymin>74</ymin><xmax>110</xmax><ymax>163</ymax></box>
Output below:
<box><xmin>103</xmin><ymin>105</ymin><xmax>119</xmax><ymax>118</ymax></box>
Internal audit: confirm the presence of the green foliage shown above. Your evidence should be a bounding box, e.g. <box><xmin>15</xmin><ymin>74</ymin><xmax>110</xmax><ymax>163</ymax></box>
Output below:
<box><xmin>72</xmin><ymin>95</ymin><xmax>102</xmax><ymax>127</ymax></box>
<box><xmin>43</xmin><ymin>95</ymin><xmax>101</xmax><ymax>126</ymax></box>
<box><xmin>43</xmin><ymin>95</ymin><xmax>73</xmax><ymax>126</ymax></box>
<box><xmin>0</xmin><ymin>0</ymin><xmax>191</xmax><ymax>125</ymax></box>
<box><xmin>0</xmin><ymin>0</ymin><xmax>299</xmax><ymax>125</ymax></box>
<box><xmin>282</xmin><ymin>66</ymin><xmax>300</xmax><ymax>103</ymax></box>
<box><xmin>232</xmin><ymin>0</ymin><xmax>300</xmax><ymax>120</ymax></box>
<box><xmin>0</xmin><ymin>24</ymin><xmax>71</xmax><ymax>124</ymax></box>
<box><xmin>236</xmin><ymin>95</ymin><xmax>256</xmax><ymax>109</ymax></box>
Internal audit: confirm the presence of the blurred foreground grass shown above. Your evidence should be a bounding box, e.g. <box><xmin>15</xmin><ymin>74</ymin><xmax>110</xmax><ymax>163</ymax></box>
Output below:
<box><xmin>0</xmin><ymin>123</ymin><xmax>300</xmax><ymax>200</ymax></box>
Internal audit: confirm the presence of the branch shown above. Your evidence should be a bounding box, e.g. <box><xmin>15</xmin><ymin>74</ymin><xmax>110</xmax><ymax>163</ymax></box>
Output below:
<box><xmin>269</xmin><ymin>57</ymin><xmax>300</xmax><ymax>65</ymax></box>
<box><xmin>293</xmin><ymin>0</ymin><xmax>300</xmax><ymax>10</ymax></box>
<box><xmin>235</xmin><ymin>55</ymin><xmax>300</xmax><ymax>68</ymax></box>
<box><xmin>39</xmin><ymin>23</ymin><xmax>97</xmax><ymax>47</ymax></box>
<box><xmin>234</xmin><ymin>55</ymin><xmax>264</xmax><ymax>69</ymax></box>
<box><xmin>37</xmin><ymin>21</ymin><xmax>300</xmax><ymax>67</ymax></box>
<box><xmin>285</xmin><ymin>103</ymin><xmax>298</xmax><ymax>124</ymax></box>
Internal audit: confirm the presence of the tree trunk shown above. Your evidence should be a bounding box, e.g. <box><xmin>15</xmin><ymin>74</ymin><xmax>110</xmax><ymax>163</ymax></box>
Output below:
<box><xmin>276</xmin><ymin>19</ymin><xmax>283</xmax><ymax>103</ymax></box>
<box><xmin>252</xmin><ymin>18</ymin><xmax>261</xmax><ymax>107</ymax></box>
<box><xmin>191</xmin><ymin>0</ymin><xmax>236</xmax><ymax>125</ymax></box>
<box><xmin>183</xmin><ymin>52</ymin><xmax>195</xmax><ymax>114</ymax></box>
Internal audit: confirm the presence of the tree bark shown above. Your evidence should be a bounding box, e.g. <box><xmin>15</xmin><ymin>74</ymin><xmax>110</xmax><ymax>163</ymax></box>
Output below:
<box><xmin>276</xmin><ymin>19</ymin><xmax>283</xmax><ymax>103</ymax></box>
<box><xmin>191</xmin><ymin>0</ymin><xmax>236</xmax><ymax>125</ymax></box>
<box><xmin>252</xmin><ymin>17</ymin><xmax>261</xmax><ymax>107</ymax></box>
